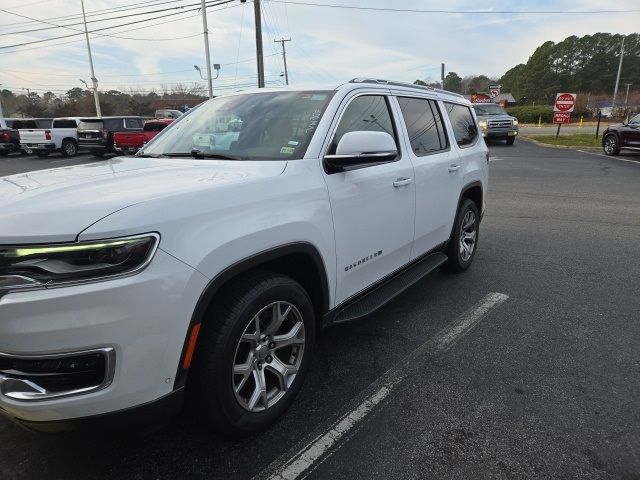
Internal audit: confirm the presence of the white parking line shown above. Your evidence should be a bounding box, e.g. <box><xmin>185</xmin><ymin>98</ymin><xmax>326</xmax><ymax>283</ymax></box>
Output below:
<box><xmin>577</xmin><ymin>149</ymin><xmax>640</xmax><ymax>164</ymax></box>
<box><xmin>257</xmin><ymin>292</ymin><xmax>509</xmax><ymax>480</ymax></box>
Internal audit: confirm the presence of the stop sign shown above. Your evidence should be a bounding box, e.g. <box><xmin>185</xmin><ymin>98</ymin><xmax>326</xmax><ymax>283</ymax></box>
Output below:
<box><xmin>554</xmin><ymin>93</ymin><xmax>576</xmax><ymax>113</ymax></box>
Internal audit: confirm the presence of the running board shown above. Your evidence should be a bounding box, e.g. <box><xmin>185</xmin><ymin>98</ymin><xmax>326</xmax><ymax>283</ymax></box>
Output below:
<box><xmin>332</xmin><ymin>252</ymin><xmax>448</xmax><ymax>324</ymax></box>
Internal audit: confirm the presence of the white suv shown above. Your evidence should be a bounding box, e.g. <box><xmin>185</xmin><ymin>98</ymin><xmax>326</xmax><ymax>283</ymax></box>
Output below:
<box><xmin>0</xmin><ymin>79</ymin><xmax>488</xmax><ymax>435</ymax></box>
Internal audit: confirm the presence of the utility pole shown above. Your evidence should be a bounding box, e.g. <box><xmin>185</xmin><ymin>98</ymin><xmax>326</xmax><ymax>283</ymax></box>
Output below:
<box><xmin>253</xmin><ymin>0</ymin><xmax>265</xmax><ymax>87</ymax></box>
<box><xmin>275</xmin><ymin>38</ymin><xmax>291</xmax><ymax>85</ymax></box>
<box><xmin>201</xmin><ymin>0</ymin><xmax>213</xmax><ymax>98</ymax></box>
<box><xmin>441</xmin><ymin>63</ymin><xmax>445</xmax><ymax>90</ymax></box>
<box><xmin>611</xmin><ymin>36</ymin><xmax>625</xmax><ymax>110</ymax></box>
<box><xmin>0</xmin><ymin>84</ymin><xmax>4</xmax><ymax>118</ymax></box>
<box><xmin>623</xmin><ymin>83</ymin><xmax>632</xmax><ymax>107</ymax></box>
<box><xmin>81</xmin><ymin>0</ymin><xmax>101</xmax><ymax>117</ymax></box>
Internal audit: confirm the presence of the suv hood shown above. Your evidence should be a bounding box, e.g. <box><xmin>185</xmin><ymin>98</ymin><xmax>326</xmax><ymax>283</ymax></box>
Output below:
<box><xmin>475</xmin><ymin>113</ymin><xmax>514</xmax><ymax>121</ymax></box>
<box><xmin>0</xmin><ymin>157</ymin><xmax>286</xmax><ymax>244</ymax></box>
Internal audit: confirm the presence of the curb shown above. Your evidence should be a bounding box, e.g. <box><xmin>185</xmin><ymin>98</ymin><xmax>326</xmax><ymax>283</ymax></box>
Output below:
<box><xmin>519</xmin><ymin>136</ymin><xmax>602</xmax><ymax>152</ymax></box>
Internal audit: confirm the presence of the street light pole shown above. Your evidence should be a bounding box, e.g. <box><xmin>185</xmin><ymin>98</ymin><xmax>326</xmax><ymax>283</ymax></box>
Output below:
<box><xmin>274</xmin><ymin>38</ymin><xmax>291</xmax><ymax>85</ymax></box>
<box><xmin>0</xmin><ymin>83</ymin><xmax>4</xmax><ymax>118</ymax></box>
<box><xmin>623</xmin><ymin>83</ymin><xmax>632</xmax><ymax>107</ymax></box>
<box><xmin>81</xmin><ymin>0</ymin><xmax>101</xmax><ymax>117</ymax></box>
<box><xmin>254</xmin><ymin>0</ymin><xmax>265</xmax><ymax>88</ymax></box>
<box><xmin>611</xmin><ymin>36</ymin><xmax>625</xmax><ymax>110</ymax></box>
<box><xmin>200</xmin><ymin>0</ymin><xmax>213</xmax><ymax>98</ymax></box>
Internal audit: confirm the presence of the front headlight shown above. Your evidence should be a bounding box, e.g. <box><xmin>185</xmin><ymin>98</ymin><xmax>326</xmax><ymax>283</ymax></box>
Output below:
<box><xmin>0</xmin><ymin>234</ymin><xmax>159</xmax><ymax>293</ymax></box>
<box><xmin>513</xmin><ymin>119</ymin><xmax>519</xmax><ymax>126</ymax></box>
<box><xmin>478</xmin><ymin>120</ymin><xmax>488</xmax><ymax>129</ymax></box>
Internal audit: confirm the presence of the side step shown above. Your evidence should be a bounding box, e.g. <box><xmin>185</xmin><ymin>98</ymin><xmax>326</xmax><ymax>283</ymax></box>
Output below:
<box><xmin>333</xmin><ymin>252</ymin><xmax>447</xmax><ymax>324</ymax></box>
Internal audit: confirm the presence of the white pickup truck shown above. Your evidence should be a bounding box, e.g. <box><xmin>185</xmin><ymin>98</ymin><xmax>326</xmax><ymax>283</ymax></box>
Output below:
<box><xmin>19</xmin><ymin>117</ymin><xmax>80</xmax><ymax>157</ymax></box>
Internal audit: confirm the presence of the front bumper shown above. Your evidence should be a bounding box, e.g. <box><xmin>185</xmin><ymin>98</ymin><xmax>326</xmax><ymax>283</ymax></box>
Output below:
<box><xmin>0</xmin><ymin>248</ymin><xmax>208</xmax><ymax>425</ymax></box>
<box><xmin>482</xmin><ymin>129</ymin><xmax>518</xmax><ymax>138</ymax></box>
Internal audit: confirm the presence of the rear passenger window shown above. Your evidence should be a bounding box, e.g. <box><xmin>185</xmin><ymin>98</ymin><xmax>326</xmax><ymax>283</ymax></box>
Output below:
<box><xmin>397</xmin><ymin>97</ymin><xmax>448</xmax><ymax>155</ymax></box>
<box><xmin>52</xmin><ymin>119</ymin><xmax>78</xmax><ymax>129</ymax></box>
<box><xmin>444</xmin><ymin>103</ymin><xmax>478</xmax><ymax>147</ymax></box>
<box><xmin>330</xmin><ymin>95</ymin><xmax>396</xmax><ymax>154</ymax></box>
<box><xmin>125</xmin><ymin>118</ymin><xmax>143</xmax><ymax>129</ymax></box>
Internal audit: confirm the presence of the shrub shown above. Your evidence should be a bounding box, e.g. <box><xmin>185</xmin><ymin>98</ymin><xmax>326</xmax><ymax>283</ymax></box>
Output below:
<box><xmin>507</xmin><ymin>105</ymin><xmax>554</xmax><ymax>123</ymax></box>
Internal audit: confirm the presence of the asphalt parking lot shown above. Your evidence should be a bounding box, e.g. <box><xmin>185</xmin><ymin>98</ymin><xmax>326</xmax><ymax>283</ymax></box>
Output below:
<box><xmin>1</xmin><ymin>141</ymin><xmax>639</xmax><ymax>480</ymax></box>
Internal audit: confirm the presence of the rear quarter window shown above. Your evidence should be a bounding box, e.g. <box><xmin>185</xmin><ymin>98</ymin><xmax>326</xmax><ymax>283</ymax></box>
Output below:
<box><xmin>444</xmin><ymin>103</ymin><xmax>478</xmax><ymax>147</ymax></box>
<box><xmin>124</xmin><ymin>118</ymin><xmax>143</xmax><ymax>129</ymax></box>
<box><xmin>78</xmin><ymin>120</ymin><xmax>103</xmax><ymax>130</ymax></box>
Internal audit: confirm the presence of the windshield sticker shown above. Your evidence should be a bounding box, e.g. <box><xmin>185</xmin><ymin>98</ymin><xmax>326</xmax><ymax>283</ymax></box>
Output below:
<box><xmin>280</xmin><ymin>146</ymin><xmax>295</xmax><ymax>155</ymax></box>
<box><xmin>305</xmin><ymin>108</ymin><xmax>322</xmax><ymax>134</ymax></box>
<box><xmin>288</xmin><ymin>140</ymin><xmax>299</xmax><ymax>146</ymax></box>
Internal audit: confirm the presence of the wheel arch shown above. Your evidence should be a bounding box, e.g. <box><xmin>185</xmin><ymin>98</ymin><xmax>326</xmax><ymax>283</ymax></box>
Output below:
<box><xmin>449</xmin><ymin>181</ymin><xmax>483</xmax><ymax>239</ymax></box>
<box><xmin>173</xmin><ymin>242</ymin><xmax>330</xmax><ymax>390</ymax></box>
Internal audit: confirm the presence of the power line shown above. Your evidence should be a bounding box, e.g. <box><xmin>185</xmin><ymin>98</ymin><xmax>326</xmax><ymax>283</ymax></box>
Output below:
<box><xmin>0</xmin><ymin>0</ymin><xmax>186</xmax><ymax>30</ymax></box>
<box><xmin>0</xmin><ymin>0</ymin><xmax>235</xmax><ymax>49</ymax></box>
<box><xmin>267</xmin><ymin>1</ymin><xmax>640</xmax><ymax>14</ymax></box>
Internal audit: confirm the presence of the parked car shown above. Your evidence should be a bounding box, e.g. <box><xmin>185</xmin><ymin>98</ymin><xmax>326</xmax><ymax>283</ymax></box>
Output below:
<box><xmin>113</xmin><ymin>118</ymin><xmax>174</xmax><ymax>155</ymax></box>
<box><xmin>472</xmin><ymin>103</ymin><xmax>519</xmax><ymax>145</ymax></box>
<box><xmin>155</xmin><ymin>109</ymin><xmax>183</xmax><ymax>119</ymax></box>
<box><xmin>602</xmin><ymin>113</ymin><xmax>640</xmax><ymax>156</ymax></box>
<box><xmin>77</xmin><ymin>116</ymin><xmax>144</xmax><ymax>157</ymax></box>
<box><xmin>0</xmin><ymin>118</ymin><xmax>52</xmax><ymax>156</ymax></box>
<box><xmin>19</xmin><ymin>117</ymin><xmax>81</xmax><ymax>158</ymax></box>
<box><xmin>0</xmin><ymin>79</ymin><xmax>488</xmax><ymax>435</ymax></box>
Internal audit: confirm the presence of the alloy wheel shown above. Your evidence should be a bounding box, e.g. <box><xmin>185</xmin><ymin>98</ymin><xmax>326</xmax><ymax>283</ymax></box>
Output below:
<box><xmin>232</xmin><ymin>301</ymin><xmax>305</xmax><ymax>412</ymax></box>
<box><xmin>604</xmin><ymin>136</ymin><xmax>617</xmax><ymax>155</ymax></box>
<box><xmin>459</xmin><ymin>210</ymin><xmax>477</xmax><ymax>262</ymax></box>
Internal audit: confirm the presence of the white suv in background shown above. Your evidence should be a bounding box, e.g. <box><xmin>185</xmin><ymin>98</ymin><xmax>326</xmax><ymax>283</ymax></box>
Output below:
<box><xmin>0</xmin><ymin>79</ymin><xmax>488</xmax><ymax>435</ymax></box>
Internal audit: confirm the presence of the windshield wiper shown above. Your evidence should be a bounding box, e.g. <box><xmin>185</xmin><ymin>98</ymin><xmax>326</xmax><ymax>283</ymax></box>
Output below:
<box><xmin>135</xmin><ymin>152</ymin><xmax>167</xmax><ymax>158</ymax></box>
<box><xmin>161</xmin><ymin>150</ymin><xmax>242</xmax><ymax>160</ymax></box>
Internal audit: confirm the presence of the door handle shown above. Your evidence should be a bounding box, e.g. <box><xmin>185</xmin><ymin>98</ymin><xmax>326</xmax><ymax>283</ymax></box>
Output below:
<box><xmin>393</xmin><ymin>177</ymin><xmax>413</xmax><ymax>187</ymax></box>
<box><xmin>448</xmin><ymin>164</ymin><xmax>461</xmax><ymax>173</ymax></box>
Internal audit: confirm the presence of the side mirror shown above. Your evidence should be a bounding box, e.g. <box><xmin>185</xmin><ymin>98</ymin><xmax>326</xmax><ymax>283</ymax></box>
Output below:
<box><xmin>323</xmin><ymin>131</ymin><xmax>398</xmax><ymax>173</ymax></box>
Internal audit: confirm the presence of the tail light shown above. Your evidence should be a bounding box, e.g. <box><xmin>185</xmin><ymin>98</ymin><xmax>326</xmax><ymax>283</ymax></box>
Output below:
<box><xmin>45</xmin><ymin>130</ymin><xmax>51</xmax><ymax>141</ymax></box>
<box><xmin>102</xmin><ymin>129</ymin><xmax>108</xmax><ymax>139</ymax></box>
<box><xmin>1</xmin><ymin>131</ymin><xmax>10</xmax><ymax>143</ymax></box>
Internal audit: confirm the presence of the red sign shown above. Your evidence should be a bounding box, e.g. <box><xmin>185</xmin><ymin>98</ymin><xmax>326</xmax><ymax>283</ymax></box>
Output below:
<box><xmin>554</xmin><ymin>93</ymin><xmax>576</xmax><ymax>113</ymax></box>
<box><xmin>553</xmin><ymin>112</ymin><xmax>571</xmax><ymax>124</ymax></box>
<box><xmin>470</xmin><ymin>93</ymin><xmax>492</xmax><ymax>103</ymax></box>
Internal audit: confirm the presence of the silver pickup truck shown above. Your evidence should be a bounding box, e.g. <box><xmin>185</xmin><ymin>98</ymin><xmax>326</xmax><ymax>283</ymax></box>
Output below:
<box><xmin>472</xmin><ymin>103</ymin><xmax>519</xmax><ymax>145</ymax></box>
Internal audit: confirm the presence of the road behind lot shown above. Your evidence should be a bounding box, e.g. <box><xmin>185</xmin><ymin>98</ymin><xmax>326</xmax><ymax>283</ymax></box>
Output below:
<box><xmin>1</xmin><ymin>142</ymin><xmax>639</xmax><ymax>479</ymax></box>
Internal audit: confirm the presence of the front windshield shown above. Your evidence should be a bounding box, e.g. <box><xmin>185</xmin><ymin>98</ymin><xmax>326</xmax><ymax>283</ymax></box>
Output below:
<box><xmin>473</xmin><ymin>104</ymin><xmax>506</xmax><ymax>116</ymax></box>
<box><xmin>142</xmin><ymin>90</ymin><xmax>335</xmax><ymax>160</ymax></box>
<box><xmin>629</xmin><ymin>113</ymin><xmax>640</xmax><ymax>125</ymax></box>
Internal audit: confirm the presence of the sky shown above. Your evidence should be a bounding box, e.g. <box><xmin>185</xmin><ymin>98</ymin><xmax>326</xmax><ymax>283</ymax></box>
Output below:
<box><xmin>0</xmin><ymin>0</ymin><xmax>638</xmax><ymax>97</ymax></box>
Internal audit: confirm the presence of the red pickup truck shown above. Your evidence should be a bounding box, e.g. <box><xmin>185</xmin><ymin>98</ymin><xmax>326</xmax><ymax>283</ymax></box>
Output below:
<box><xmin>113</xmin><ymin>118</ymin><xmax>173</xmax><ymax>154</ymax></box>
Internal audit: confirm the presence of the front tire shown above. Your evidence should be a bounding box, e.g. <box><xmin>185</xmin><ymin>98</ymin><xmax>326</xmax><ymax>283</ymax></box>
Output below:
<box><xmin>446</xmin><ymin>199</ymin><xmax>480</xmax><ymax>272</ymax></box>
<box><xmin>603</xmin><ymin>134</ymin><xmax>620</xmax><ymax>156</ymax></box>
<box><xmin>506</xmin><ymin>136</ymin><xmax>515</xmax><ymax>145</ymax></box>
<box><xmin>188</xmin><ymin>272</ymin><xmax>315</xmax><ymax>437</ymax></box>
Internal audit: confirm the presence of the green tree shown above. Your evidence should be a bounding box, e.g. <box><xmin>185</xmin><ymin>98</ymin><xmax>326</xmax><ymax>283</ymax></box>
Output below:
<box><xmin>443</xmin><ymin>72</ymin><xmax>462</xmax><ymax>93</ymax></box>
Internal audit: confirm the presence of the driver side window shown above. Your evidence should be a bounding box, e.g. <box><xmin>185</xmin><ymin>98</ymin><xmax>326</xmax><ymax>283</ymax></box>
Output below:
<box><xmin>329</xmin><ymin>95</ymin><xmax>396</xmax><ymax>154</ymax></box>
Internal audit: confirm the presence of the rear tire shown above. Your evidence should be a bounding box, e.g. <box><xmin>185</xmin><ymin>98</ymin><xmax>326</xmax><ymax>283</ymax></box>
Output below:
<box><xmin>35</xmin><ymin>151</ymin><xmax>50</xmax><ymax>158</ymax></box>
<box><xmin>446</xmin><ymin>199</ymin><xmax>480</xmax><ymax>273</ymax></box>
<box><xmin>506</xmin><ymin>136</ymin><xmax>515</xmax><ymax>145</ymax></box>
<box><xmin>603</xmin><ymin>134</ymin><xmax>620</xmax><ymax>156</ymax></box>
<box><xmin>187</xmin><ymin>271</ymin><xmax>315</xmax><ymax>437</ymax></box>
<box><xmin>61</xmin><ymin>139</ymin><xmax>77</xmax><ymax>157</ymax></box>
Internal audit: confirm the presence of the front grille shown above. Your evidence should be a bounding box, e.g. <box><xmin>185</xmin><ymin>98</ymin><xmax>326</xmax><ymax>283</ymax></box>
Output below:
<box><xmin>0</xmin><ymin>348</ymin><xmax>114</xmax><ymax>401</ymax></box>
<box><xmin>488</xmin><ymin>120</ymin><xmax>513</xmax><ymax>128</ymax></box>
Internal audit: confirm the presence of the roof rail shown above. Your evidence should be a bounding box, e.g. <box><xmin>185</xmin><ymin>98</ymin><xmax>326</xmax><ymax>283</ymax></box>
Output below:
<box><xmin>348</xmin><ymin>77</ymin><xmax>464</xmax><ymax>98</ymax></box>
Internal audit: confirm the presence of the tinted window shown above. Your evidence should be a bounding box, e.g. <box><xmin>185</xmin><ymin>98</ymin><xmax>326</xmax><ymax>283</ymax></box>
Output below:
<box><xmin>53</xmin><ymin>119</ymin><xmax>78</xmax><ymax>129</ymax></box>
<box><xmin>78</xmin><ymin>120</ymin><xmax>103</xmax><ymax>131</ymax></box>
<box><xmin>144</xmin><ymin>121</ymin><xmax>168</xmax><ymax>132</ymax></box>
<box><xmin>12</xmin><ymin>120</ymin><xmax>38</xmax><ymax>129</ymax></box>
<box><xmin>125</xmin><ymin>118</ymin><xmax>143</xmax><ymax>129</ymax></box>
<box><xmin>444</xmin><ymin>103</ymin><xmax>478</xmax><ymax>146</ymax></box>
<box><xmin>35</xmin><ymin>119</ymin><xmax>52</xmax><ymax>128</ymax></box>
<box><xmin>330</xmin><ymin>95</ymin><xmax>395</xmax><ymax>153</ymax></box>
<box><xmin>398</xmin><ymin>97</ymin><xmax>448</xmax><ymax>155</ymax></box>
<box><xmin>103</xmin><ymin>118</ymin><xmax>121</xmax><ymax>131</ymax></box>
